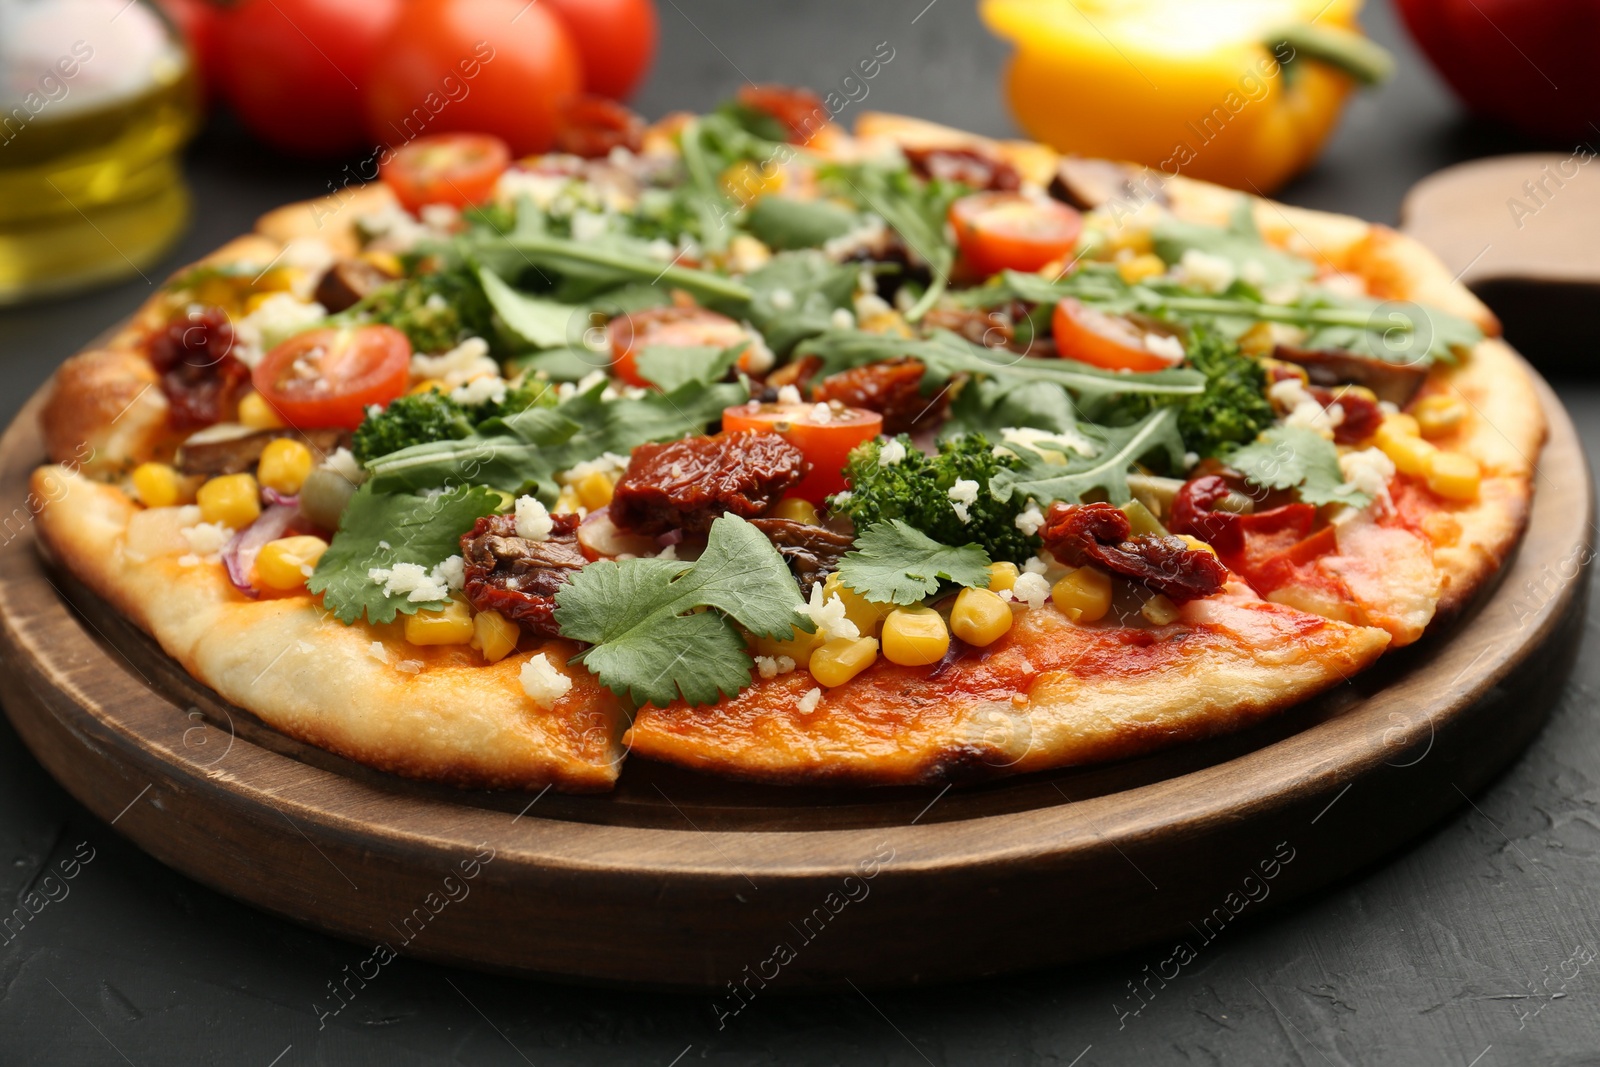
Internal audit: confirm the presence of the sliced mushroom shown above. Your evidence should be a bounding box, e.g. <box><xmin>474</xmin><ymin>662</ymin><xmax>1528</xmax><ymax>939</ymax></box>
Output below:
<box><xmin>176</xmin><ymin>427</ymin><xmax>348</xmax><ymax>476</ymax></box>
<box><xmin>313</xmin><ymin>258</ymin><xmax>395</xmax><ymax>314</ymax></box>
<box><xmin>1271</xmin><ymin>345</ymin><xmax>1430</xmax><ymax>408</ymax></box>
<box><xmin>748</xmin><ymin>518</ymin><xmax>855</xmax><ymax>598</ymax></box>
<box><xmin>1049</xmin><ymin>157</ymin><xmax>1169</xmax><ymax>213</ymax></box>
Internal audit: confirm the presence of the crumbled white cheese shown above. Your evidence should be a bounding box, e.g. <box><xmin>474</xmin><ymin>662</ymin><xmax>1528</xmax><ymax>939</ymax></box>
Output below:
<box><xmin>1013</xmin><ymin>572</ymin><xmax>1052</xmax><ymax>609</ymax></box>
<box><xmin>822</xmin><ymin>215</ymin><xmax>887</xmax><ymax>260</ymax></box>
<box><xmin>997</xmin><ymin>426</ymin><xmax>1096</xmax><ymax>461</ymax></box>
<box><xmin>570</xmin><ymin>210</ymin><xmax>609</xmax><ymax>243</ymax></box>
<box><xmin>419</xmin><ymin>203</ymin><xmax>460</xmax><ymax>231</ymax></box>
<box><xmin>768</xmin><ymin>288</ymin><xmax>796</xmax><ymax>311</ymax></box>
<box><xmin>739</xmin><ymin>328</ymin><xmax>776</xmax><ymax>374</ymax></box>
<box><xmin>520</xmin><ymin>652</ymin><xmax>573</xmax><ymax>709</ymax></box>
<box><xmin>879</xmin><ymin>438</ymin><xmax>907</xmax><ymax>466</ymax></box>
<box><xmin>368</xmin><ymin>562</ymin><xmax>451</xmax><ymax>603</ymax></box>
<box><xmin>798</xmin><ymin>583</ymin><xmax>860</xmax><ymax>643</ymax></box>
<box><xmin>776</xmin><ymin>384</ymin><xmax>803</xmax><ymax>406</ymax></box>
<box><xmin>495</xmin><ymin>168</ymin><xmax>573</xmax><ymax>210</ymax></box>
<box><xmin>1023</xmin><ymin>555</ymin><xmax>1051</xmax><ymax>575</ymax></box>
<box><xmin>411</xmin><ymin>336</ymin><xmax>498</xmax><ymax>381</ymax></box>
<box><xmin>177</xmin><ymin>553</ymin><xmax>201</xmax><ymax>568</ymax></box>
<box><xmin>1175</xmin><ymin>249</ymin><xmax>1237</xmax><ymax>294</ymax></box>
<box><xmin>1270</xmin><ymin>377</ymin><xmax>1342</xmax><ymax>438</ymax></box>
<box><xmin>180</xmin><ymin>521</ymin><xmax>234</xmax><ymax>556</ymax></box>
<box><xmin>810</xmin><ymin>403</ymin><xmax>834</xmax><ymax>425</ymax></box>
<box><xmin>831</xmin><ymin>491</ymin><xmax>853</xmax><ymax>507</ymax></box>
<box><xmin>378</xmin><ymin>541</ymin><xmax>391</xmax><ymax>551</ymax></box>
<box><xmin>1014</xmin><ymin>503</ymin><xmax>1045</xmax><ymax>537</ymax></box>
<box><xmin>948</xmin><ymin>478</ymin><xmax>980</xmax><ymax>524</ymax></box>
<box><xmin>433</xmin><ymin>555</ymin><xmax>466</xmax><ymax>592</ymax></box>
<box><xmin>451</xmin><ymin>375</ymin><xmax>508</xmax><ymax>407</ymax></box>
<box><xmin>515</xmin><ymin>496</ymin><xmax>554</xmax><ymax>542</ymax></box>
<box><xmin>646</xmin><ymin>238</ymin><xmax>678</xmax><ymax>262</ymax></box>
<box><xmin>655</xmin><ymin>543</ymin><xmax>678</xmax><ymax>561</ymax></box>
<box><xmin>395</xmin><ymin>659</ymin><xmax>424</xmax><ymax>675</ymax></box>
<box><xmin>796</xmin><ymin>687</ymin><xmax>823</xmax><ymax>714</ymax></box>
<box><xmin>1338</xmin><ymin>447</ymin><xmax>1396</xmax><ymax>507</ymax></box>
<box><xmin>854</xmin><ymin>292</ymin><xmax>892</xmax><ymax>321</ymax></box>
<box><xmin>1239</xmin><ymin>260</ymin><xmax>1268</xmax><ymax>288</ymax></box>
<box><xmin>322</xmin><ymin>447</ymin><xmax>364</xmax><ymax>486</ymax></box>
<box><xmin>829</xmin><ymin>307</ymin><xmax>856</xmax><ymax>330</ymax></box>
<box><xmin>354</xmin><ymin>203</ymin><xmax>432</xmax><ymax>253</ymax></box>
<box><xmin>233</xmin><ymin>293</ymin><xmax>327</xmax><ymax>367</ymax></box>
<box><xmin>1144</xmin><ymin>333</ymin><xmax>1186</xmax><ymax>361</ymax></box>
<box><xmin>560</xmin><ymin>452</ymin><xmax>629</xmax><ymax>486</ymax></box>
<box><xmin>368</xmin><ymin>641</ymin><xmax>391</xmax><ymax>664</ymax></box>
<box><xmin>754</xmin><ymin>655</ymin><xmax>786</xmax><ymax>680</ymax></box>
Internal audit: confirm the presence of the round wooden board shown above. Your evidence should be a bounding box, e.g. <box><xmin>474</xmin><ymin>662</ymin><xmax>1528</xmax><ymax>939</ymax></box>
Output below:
<box><xmin>0</xmin><ymin>363</ymin><xmax>1589</xmax><ymax>992</ymax></box>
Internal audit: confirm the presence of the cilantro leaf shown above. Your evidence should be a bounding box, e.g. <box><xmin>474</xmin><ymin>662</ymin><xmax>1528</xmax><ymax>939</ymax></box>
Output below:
<box><xmin>1226</xmin><ymin>426</ymin><xmax>1371</xmax><ymax>508</ymax></box>
<box><xmin>990</xmin><ymin>406</ymin><xmax>1186</xmax><ymax>507</ymax></box>
<box><xmin>554</xmin><ymin>515</ymin><xmax>809</xmax><ymax>707</ymax></box>
<box><xmin>308</xmin><ymin>483</ymin><xmax>501</xmax><ymax>625</ymax></box>
<box><xmin>837</xmin><ymin>520</ymin><xmax>992</xmax><ymax>606</ymax></box>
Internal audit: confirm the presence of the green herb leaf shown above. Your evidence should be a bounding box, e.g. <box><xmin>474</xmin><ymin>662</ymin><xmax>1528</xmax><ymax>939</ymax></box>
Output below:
<box><xmin>823</xmin><ymin>162</ymin><xmax>963</xmax><ymax>320</ymax></box>
<box><xmin>837</xmin><ymin>520</ymin><xmax>992</xmax><ymax>605</ymax></box>
<box><xmin>744</xmin><ymin>196</ymin><xmax>859</xmax><ymax>250</ymax></box>
<box><xmin>554</xmin><ymin>515</ymin><xmax>809</xmax><ymax>707</ymax></box>
<box><xmin>308</xmin><ymin>483</ymin><xmax>501</xmax><ymax>626</ymax></box>
<box><xmin>740</xmin><ymin>251</ymin><xmax>860</xmax><ymax>355</ymax></box>
<box><xmin>1226</xmin><ymin>425</ymin><xmax>1371</xmax><ymax>508</ymax></box>
<box><xmin>1151</xmin><ymin>198</ymin><xmax>1314</xmax><ymax>288</ymax></box>
<box><xmin>941</xmin><ymin>377</ymin><xmax>1077</xmax><ymax>440</ymax></box>
<box><xmin>990</xmin><ymin>406</ymin><xmax>1186</xmax><ymax>507</ymax></box>
<box><xmin>477</xmin><ymin>266</ymin><xmax>581</xmax><ymax>349</ymax></box>
<box><xmin>634</xmin><ymin>342</ymin><xmax>746</xmax><ymax>391</ymax></box>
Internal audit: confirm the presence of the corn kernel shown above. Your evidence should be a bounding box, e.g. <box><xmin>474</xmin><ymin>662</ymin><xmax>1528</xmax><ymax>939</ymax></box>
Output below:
<box><xmin>881</xmin><ymin>606</ymin><xmax>950</xmax><ymax>667</ymax></box>
<box><xmin>1375</xmin><ymin>422</ymin><xmax>1437</xmax><ymax>477</ymax></box>
<box><xmin>197</xmin><ymin>473</ymin><xmax>261</xmax><ymax>528</ymax></box>
<box><xmin>1107</xmin><ymin>226</ymin><xmax>1153</xmax><ymax>255</ymax></box>
<box><xmin>1384</xmin><ymin>412</ymin><xmax>1421</xmax><ymax>438</ymax></box>
<box><xmin>471</xmin><ymin>609</ymin><xmax>520</xmax><ymax>663</ymax></box>
<box><xmin>808</xmin><ymin>636</ymin><xmax>879</xmax><ymax>687</ymax></box>
<box><xmin>772</xmin><ymin>496</ymin><xmax>819</xmax><ymax>524</ymax></box>
<box><xmin>1425</xmin><ymin>450</ymin><xmax>1481</xmax><ymax>502</ymax></box>
<box><xmin>720</xmin><ymin>159</ymin><xmax>785</xmax><ymax>205</ymax></box>
<box><xmin>555</xmin><ymin>487</ymin><xmax>584</xmax><ymax>514</ymax></box>
<box><xmin>987</xmin><ymin>561</ymin><xmax>1020</xmax><ymax>593</ymax></box>
<box><xmin>255</xmin><ymin>265</ymin><xmax>297</xmax><ymax>293</ymax></box>
<box><xmin>1177</xmin><ymin>535</ymin><xmax>1217</xmax><ymax>556</ymax></box>
<box><xmin>254</xmin><ymin>535</ymin><xmax>329</xmax><ymax>591</ymax></box>
<box><xmin>752</xmin><ymin>624</ymin><xmax>824</xmax><ymax>665</ymax></box>
<box><xmin>1141</xmin><ymin>593</ymin><xmax>1181</xmax><ymax>626</ymax></box>
<box><xmin>822</xmin><ymin>572</ymin><xmax>895</xmax><ymax>635</ymax></box>
<box><xmin>257</xmin><ymin>438</ymin><xmax>314</xmax><ymax>495</ymax></box>
<box><xmin>576</xmin><ymin>471</ymin><xmax>615</xmax><ymax>511</ymax></box>
<box><xmin>1052</xmin><ymin>567</ymin><xmax>1112</xmax><ymax>623</ymax></box>
<box><xmin>950</xmin><ymin>587</ymin><xmax>1013</xmax><ymax>648</ymax></box>
<box><xmin>1118</xmin><ymin>253</ymin><xmax>1167</xmax><ymax>285</ymax></box>
<box><xmin>408</xmin><ymin>378</ymin><xmax>446</xmax><ymax>396</ymax></box>
<box><xmin>237</xmin><ymin>391</ymin><xmax>286</xmax><ymax>430</ymax></box>
<box><xmin>360</xmin><ymin>250</ymin><xmax>403</xmax><ymax>277</ymax></box>
<box><xmin>131</xmin><ymin>462</ymin><xmax>183</xmax><ymax>508</ymax></box>
<box><xmin>404</xmin><ymin>599</ymin><xmax>475</xmax><ymax>646</ymax></box>
<box><xmin>1414</xmin><ymin>394</ymin><xmax>1468</xmax><ymax>439</ymax></box>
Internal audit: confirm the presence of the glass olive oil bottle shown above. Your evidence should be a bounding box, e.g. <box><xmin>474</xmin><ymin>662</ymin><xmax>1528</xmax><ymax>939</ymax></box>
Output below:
<box><xmin>0</xmin><ymin>0</ymin><xmax>199</xmax><ymax>302</ymax></box>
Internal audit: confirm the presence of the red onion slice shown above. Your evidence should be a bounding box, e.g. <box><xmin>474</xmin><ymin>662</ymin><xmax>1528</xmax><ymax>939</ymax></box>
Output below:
<box><xmin>221</xmin><ymin>504</ymin><xmax>299</xmax><ymax>598</ymax></box>
<box><xmin>262</xmin><ymin>488</ymin><xmax>300</xmax><ymax>508</ymax></box>
<box><xmin>656</xmin><ymin>529</ymin><xmax>685</xmax><ymax>547</ymax></box>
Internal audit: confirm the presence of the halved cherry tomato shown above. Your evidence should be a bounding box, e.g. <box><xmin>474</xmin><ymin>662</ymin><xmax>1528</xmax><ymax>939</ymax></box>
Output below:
<box><xmin>253</xmin><ymin>325</ymin><xmax>412</xmax><ymax>431</ymax></box>
<box><xmin>609</xmin><ymin>306</ymin><xmax>749</xmax><ymax>389</ymax></box>
<box><xmin>722</xmin><ymin>401</ymin><xmax>883</xmax><ymax>505</ymax></box>
<box><xmin>380</xmin><ymin>133</ymin><xmax>511</xmax><ymax>215</ymax></box>
<box><xmin>1052</xmin><ymin>298</ymin><xmax>1183</xmax><ymax>372</ymax></box>
<box><xmin>949</xmin><ymin>192</ymin><xmax>1083</xmax><ymax>278</ymax></box>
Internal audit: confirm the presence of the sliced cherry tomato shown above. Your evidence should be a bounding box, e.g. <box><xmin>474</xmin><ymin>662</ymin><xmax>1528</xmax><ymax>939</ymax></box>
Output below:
<box><xmin>543</xmin><ymin>0</ymin><xmax>658</xmax><ymax>101</ymax></box>
<box><xmin>253</xmin><ymin>326</ymin><xmax>412</xmax><ymax>431</ymax></box>
<box><xmin>609</xmin><ymin>307</ymin><xmax>749</xmax><ymax>389</ymax></box>
<box><xmin>737</xmin><ymin>84</ymin><xmax>829</xmax><ymax>144</ymax></box>
<box><xmin>380</xmin><ymin>133</ymin><xmax>511</xmax><ymax>215</ymax></box>
<box><xmin>949</xmin><ymin>192</ymin><xmax>1082</xmax><ymax>277</ymax></box>
<box><xmin>1052</xmin><ymin>298</ymin><xmax>1183</xmax><ymax>373</ymax></box>
<box><xmin>722</xmin><ymin>401</ymin><xmax>883</xmax><ymax>505</ymax></box>
<box><xmin>554</xmin><ymin>95</ymin><xmax>645</xmax><ymax>159</ymax></box>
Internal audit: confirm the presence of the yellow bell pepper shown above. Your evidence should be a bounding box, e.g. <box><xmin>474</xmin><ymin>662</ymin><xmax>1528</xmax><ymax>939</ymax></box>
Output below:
<box><xmin>980</xmin><ymin>0</ymin><xmax>1392</xmax><ymax>193</ymax></box>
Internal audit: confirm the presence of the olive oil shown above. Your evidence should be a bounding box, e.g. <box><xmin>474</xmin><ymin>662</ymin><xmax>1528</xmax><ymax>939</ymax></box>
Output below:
<box><xmin>0</xmin><ymin>0</ymin><xmax>199</xmax><ymax>302</ymax></box>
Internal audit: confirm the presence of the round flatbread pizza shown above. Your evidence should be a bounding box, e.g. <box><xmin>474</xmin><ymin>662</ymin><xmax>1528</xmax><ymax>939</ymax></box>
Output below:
<box><xmin>30</xmin><ymin>88</ymin><xmax>1544</xmax><ymax>793</ymax></box>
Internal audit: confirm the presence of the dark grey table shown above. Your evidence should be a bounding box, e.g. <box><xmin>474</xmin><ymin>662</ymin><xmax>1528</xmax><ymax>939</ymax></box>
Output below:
<box><xmin>2</xmin><ymin>2</ymin><xmax>1596</xmax><ymax>1063</ymax></box>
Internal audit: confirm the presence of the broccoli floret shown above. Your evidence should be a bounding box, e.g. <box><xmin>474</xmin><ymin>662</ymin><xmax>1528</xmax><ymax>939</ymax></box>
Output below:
<box><xmin>470</xmin><ymin>377</ymin><xmax>561</xmax><ymax>422</ymax></box>
<box><xmin>830</xmin><ymin>434</ymin><xmax>1039</xmax><ymax>563</ymax></box>
<box><xmin>1177</xmin><ymin>329</ymin><xmax>1274</xmax><ymax>458</ymax></box>
<box><xmin>351</xmin><ymin>391</ymin><xmax>474</xmax><ymax>463</ymax></box>
<box><xmin>362</xmin><ymin>263</ymin><xmax>494</xmax><ymax>355</ymax></box>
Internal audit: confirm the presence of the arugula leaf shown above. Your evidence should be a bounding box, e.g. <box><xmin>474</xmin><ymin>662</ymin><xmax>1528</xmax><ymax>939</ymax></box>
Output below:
<box><xmin>740</xmin><ymin>251</ymin><xmax>860</xmax><ymax>355</ymax></box>
<box><xmin>990</xmin><ymin>407</ymin><xmax>1186</xmax><ymax>507</ymax></box>
<box><xmin>307</xmin><ymin>483</ymin><xmax>501</xmax><ymax>625</ymax></box>
<box><xmin>477</xmin><ymin>266</ymin><xmax>581</xmax><ymax>349</ymax></box>
<box><xmin>634</xmin><ymin>342</ymin><xmax>745</xmax><ymax>392</ymax></box>
<box><xmin>837</xmin><ymin>520</ymin><xmax>992</xmax><ymax>606</ymax></box>
<box><xmin>1226</xmin><ymin>426</ymin><xmax>1371</xmax><ymax>508</ymax></box>
<box><xmin>823</xmin><ymin>162</ymin><xmax>961</xmax><ymax>321</ymax></box>
<box><xmin>475</xmin><ymin>229</ymin><xmax>753</xmax><ymax>306</ymax></box>
<box><xmin>554</xmin><ymin>515</ymin><xmax>809</xmax><ymax>707</ymax></box>
<box><xmin>940</xmin><ymin>377</ymin><xmax>1076</xmax><ymax>440</ymax></box>
<box><xmin>744</xmin><ymin>196</ymin><xmax>859</xmax><ymax>251</ymax></box>
<box><xmin>511</xmin><ymin>346</ymin><xmax>611</xmax><ymax>382</ymax></box>
<box><xmin>365</xmin><ymin>378</ymin><xmax>747</xmax><ymax>501</ymax></box>
<box><xmin>1151</xmin><ymin>198</ymin><xmax>1314</xmax><ymax>287</ymax></box>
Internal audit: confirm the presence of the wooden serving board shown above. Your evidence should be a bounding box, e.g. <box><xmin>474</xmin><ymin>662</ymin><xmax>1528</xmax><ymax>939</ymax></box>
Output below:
<box><xmin>0</xmin><ymin>363</ymin><xmax>1588</xmax><ymax>990</ymax></box>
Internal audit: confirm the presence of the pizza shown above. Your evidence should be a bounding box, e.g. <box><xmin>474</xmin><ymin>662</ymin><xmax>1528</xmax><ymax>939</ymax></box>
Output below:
<box><xmin>29</xmin><ymin>88</ymin><xmax>1544</xmax><ymax>793</ymax></box>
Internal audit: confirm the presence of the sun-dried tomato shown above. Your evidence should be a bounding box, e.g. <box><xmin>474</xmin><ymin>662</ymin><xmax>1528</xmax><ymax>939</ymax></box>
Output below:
<box><xmin>461</xmin><ymin>514</ymin><xmax>587</xmax><ymax>637</ymax></box>
<box><xmin>147</xmin><ymin>307</ymin><xmax>250</xmax><ymax>431</ymax></box>
<box><xmin>810</xmin><ymin>357</ymin><xmax>945</xmax><ymax>435</ymax></box>
<box><xmin>904</xmin><ymin>145</ymin><xmax>1021</xmax><ymax>192</ymax></box>
<box><xmin>1042</xmin><ymin>501</ymin><xmax>1228</xmax><ymax>603</ymax></box>
<box><xmin>1312</xmin><ymin>385</ymin><xmax>1384</xmax><ymax>445</ymax></box>
<box><xmin>554</xmin><ymin>95</ymin><xmax>645</xmax><ymax>159</ymax></box>
<box><xmin>610</xmin><ymin>430</ymin><xmax>808</xmax><ymax>535</ymax></box>
<box><xmin>1169</xmin><ymin>475</ymin><xmax>1331</xmax><ymax>595</ymax></box>
<box><xmin>737</xmin><ymin>84</ymin><xmax>829</xmax><ymax>144</ymax></box>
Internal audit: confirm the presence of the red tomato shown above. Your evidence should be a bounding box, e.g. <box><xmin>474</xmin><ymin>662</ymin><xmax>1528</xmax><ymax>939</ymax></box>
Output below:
<box><xmin>216</xmin><ymin>0</ymin><xmax>400</xmax><ymax>157</ymax></box>
<box><xmin>737</xmin><ymin>84</ymin><xmax>830</xmax><ymax>144</ymax></box>
<box><xmin>1052</xmin><ymin>298</ymin><xmax>1182</xmax><ymax>373</ymax></box>
<box><xmin>380</xmin><ymin>133</ymin><xmax>511</xmax><ymax>214</ymax></box>
<box><xmin>154</xmin><ymin>0</ymin><xmax>224</xmax><ymax>102</ymax></box>
<box><xmin>555</xmin><ymin>95</ymin><xmax>646</xmax><ymax>158</ymax></box>
<box><xmin>609</xmin><ymin>307</ymin><xmax>750</xmax><ymax>389</ymax></box>
<box><xmin>543</xmin><ymin>0</ymin><xmax>658</xmax><ymax>101</ymax></box>
<box><xmin>722</xmin><ymin>402</ymin><xmax>883</xmax><ymax>505</ymax></box>
<box><xmin>365</xmin><ymin>0</ymin><xmax>582</xmax><ymax>158</ymax></box>
<box><xmin>949</xmin><ymin>192</ymin><xmax>1083</xmax><ymax>278</ymax></box>
<box><xmin>253</xmin><ymin>326</ymin><xmax>412</xmax><ymax>431</ymax></box>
